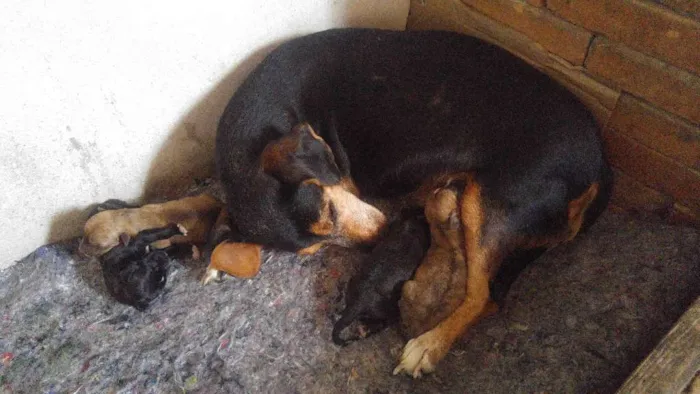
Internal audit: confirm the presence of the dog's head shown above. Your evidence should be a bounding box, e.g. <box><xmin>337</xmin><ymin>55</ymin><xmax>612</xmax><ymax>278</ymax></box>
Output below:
<box><xmin>261</xmin><ymin>123</ymin><xmax>386</xmax><ymax>249</ymax></box>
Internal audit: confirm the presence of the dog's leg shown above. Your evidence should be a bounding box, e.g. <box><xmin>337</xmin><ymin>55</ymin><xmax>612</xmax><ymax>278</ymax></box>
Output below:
<box><xmin>394</xmin><ymin>181</ymin><xmax>602</xmax><ymax>377</ymax></box>
<box><xmin>394</xmin><ymin>177</ymin><xmax>496</xmax><ymax>378</ymax></box>
<box><xmin>201</xmin><ymin>209</ymin><xmax>233</xmax><ymax>284</ymax></box>
<box><xmin>202</xmin><ymin>242</ymin><xmax>263</xmax><ymax>284</ymax></box>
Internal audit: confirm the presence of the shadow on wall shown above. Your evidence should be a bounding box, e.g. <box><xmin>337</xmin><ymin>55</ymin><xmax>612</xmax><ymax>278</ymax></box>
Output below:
<box><xmin>45</xmin><ymin>44</ymin><xmax>281</xmax><ymax>246</ymax></box>
<box><xmin>140</xmin><ymin>42</ymin><xmax>283</xmax><ymax>202</ymax></box>
<box><xmin>47</xmin><ymin>1</ymin><xmax>409</xmax><ymax>245</ymax></box>
<box><xmin>142</xmin><ymin>0</ymin><xmax>408</xmax><ymax>201</ymax></box>
<box><xmin>339</xmin><ymin>0</ymin><xmax>409</xmax><ymax>30</ymax></box>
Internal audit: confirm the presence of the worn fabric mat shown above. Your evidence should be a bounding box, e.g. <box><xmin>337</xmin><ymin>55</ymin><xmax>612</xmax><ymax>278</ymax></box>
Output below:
<box><xmin>1</xmin><ymin>211</ymin><xmax>698</xmax><ymax>393</ymax></box>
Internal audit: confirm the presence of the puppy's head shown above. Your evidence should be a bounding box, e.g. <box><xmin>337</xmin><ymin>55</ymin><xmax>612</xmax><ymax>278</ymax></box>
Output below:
<box><xmin>80</xmin><ymin>210</ymin><xmax>127</xmax><ymax>257</ymax></box>
<box><xmin>262</xmin><ymin>123</ymin><xmax>386</xmax><ymax>247</ymax></box>
<box><xmin>103</xmin><ymin>249</ymin><xmax>170</xmax><ymax>311</ymax></box>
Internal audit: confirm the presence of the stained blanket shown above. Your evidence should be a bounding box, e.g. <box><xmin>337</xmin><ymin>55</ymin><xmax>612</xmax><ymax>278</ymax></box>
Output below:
<box><xmin>1</xmin><ymin>212</ymin><xmax>698</xmax><ymax>394</ymax></box>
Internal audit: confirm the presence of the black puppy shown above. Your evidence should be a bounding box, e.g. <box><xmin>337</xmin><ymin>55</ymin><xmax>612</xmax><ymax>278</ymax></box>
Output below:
<box><xmin>332</xmin><ymin>211</ymin><xmax>430</xmax><ymax>346</ymax></box>
<box><xmin>100</xmin><ymin>223</ymin><xmax>184</xmax><ymax>311</ymax></box>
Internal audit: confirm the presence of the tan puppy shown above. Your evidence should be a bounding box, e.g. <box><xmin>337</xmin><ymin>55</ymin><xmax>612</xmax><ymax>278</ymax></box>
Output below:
<box><xmin>399</xmin><ymin>186</ymin><xmax>467</xmax><ymax>339</ymax></box>
<box><xmin>80</xmin><ymin>193</ymin><xmax>223</xmax><ymax>257</ymax></box>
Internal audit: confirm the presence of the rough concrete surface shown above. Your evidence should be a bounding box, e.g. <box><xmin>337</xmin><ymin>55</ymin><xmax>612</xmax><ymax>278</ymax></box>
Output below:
<box><xmin>1</xmin><ymin>212</ymin><xmax>698</xmax><ymax>393</ymax></box>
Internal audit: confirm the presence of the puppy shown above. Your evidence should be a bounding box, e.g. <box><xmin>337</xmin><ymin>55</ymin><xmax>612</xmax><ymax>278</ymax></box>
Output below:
<box><xmin>100</xmin><ymin>223</ymin><xmax>185</xmax><ymax>311</ymax></box>
<box><xmin>80</xmin><ymin>193</ymin><xmax>222</xmax><ymax>257</ymax></box>
<box><xmin>332</xmin><ymin>210</ymin><xmax>430</xmax><ymax>346</ymax></box>
<box><xmin>399</xmin><ymin>186</ymin><xmax>467</xmax><ymax>339</ymax></box>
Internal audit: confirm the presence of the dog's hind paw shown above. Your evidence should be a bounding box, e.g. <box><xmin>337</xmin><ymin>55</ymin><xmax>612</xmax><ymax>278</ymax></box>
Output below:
<box><xmin>393</xmin><ymin>330</ymin><xmax>447</xmax><ymax>378</ymax></box>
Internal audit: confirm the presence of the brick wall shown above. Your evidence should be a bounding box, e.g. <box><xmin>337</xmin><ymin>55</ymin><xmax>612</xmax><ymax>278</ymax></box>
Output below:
<box><xmin>407</xmin><ymin>0</ymin><xmax>700</xmax><ymax>226</ymax></box>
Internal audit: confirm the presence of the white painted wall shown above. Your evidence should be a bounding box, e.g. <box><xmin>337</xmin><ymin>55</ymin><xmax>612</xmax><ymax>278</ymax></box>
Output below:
<box><xmin>0</xmin><ymin>0</ymin><xmax>409</xmax><ymax>269</ymax></box>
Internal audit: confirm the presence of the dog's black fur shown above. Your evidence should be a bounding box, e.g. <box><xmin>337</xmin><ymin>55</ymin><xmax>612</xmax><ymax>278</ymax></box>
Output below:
<box><xmin>100</xmin><ymin>224</ymin><xmax>183</xmax><ymax>311</ymax></box>
<box><xmin>216</xmin><ymin>29</ymin><xmax>611</xmax><ymax>254</ymax></box>
<box><xmin>332</xmin><ymin>211</ymin><xmax>430</xmax><ymax>346</ymax></box>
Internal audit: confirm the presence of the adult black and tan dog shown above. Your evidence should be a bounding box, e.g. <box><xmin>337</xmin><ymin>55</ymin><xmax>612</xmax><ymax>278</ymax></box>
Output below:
<box><xmin>213</xmin><ymin>29</ymin><xmax>611</xmax><ymax>377</ymax></box>
<box><xmin>83</xmin><ymin>29</ymin><xmax>611</xmax><ymax>377</ymax></box>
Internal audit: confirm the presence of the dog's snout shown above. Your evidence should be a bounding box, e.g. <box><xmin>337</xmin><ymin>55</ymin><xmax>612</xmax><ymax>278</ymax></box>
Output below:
<box><xmin>324</xmin><ymin>185</ymin><xmax>386</xmax><ymax>243</ymax></box>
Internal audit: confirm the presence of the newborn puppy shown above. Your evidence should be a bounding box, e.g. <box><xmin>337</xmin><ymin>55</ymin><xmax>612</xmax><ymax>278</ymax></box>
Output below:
<box><xmin>80</xmin><ymin>193</ymin><xmax>222</xmax><ymax>257</ymax></box>
<box><xmin>399</xmin><ymin>186</ymin><xmax>467</xmax><ymax>339</ymax></box>
<box><xmin>100</xmin><ymin>223</ymin><xmax>185</xmax><ymax>311</ymax></box>
<box><xmin>332</xmin><ymin>210</ymin><xmax>430</xmax><ymax>346</ymax></box>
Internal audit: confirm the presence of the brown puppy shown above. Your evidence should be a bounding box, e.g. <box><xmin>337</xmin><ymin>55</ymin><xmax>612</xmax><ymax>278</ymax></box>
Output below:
<box><xmin>80</xmin><ymin>193</ymin><xmax>223</xmax><ymax>257</ymax></box>
<box><xmin>399</xmin><ymin>186</ymin><xmax>466</xmax><ymax>339</ymax></box>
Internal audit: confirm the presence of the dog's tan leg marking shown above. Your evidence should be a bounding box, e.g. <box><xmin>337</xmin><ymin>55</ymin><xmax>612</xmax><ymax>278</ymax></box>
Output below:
<box><xmin>298</xmin><ymin>242</ymin><xmax>326</xmax><ymax>255</ymax></box>
<box><xmin>202</xmin><ymin>242</ymin><xmax>262</xmax><ymax>284</ymax></box>
<box><xmin>566</xmin><ymin>182</ymin><xmax>599</xmax><ymax>241</ymax></box>
<box><xmin>395</xmin><ymin>177</ymin><xmax>492</xmax><ymax>378</ymax></box>
<box><xmin>394</xmin><ymin>181</ymin><xmax>601</xmax><ymax>377</ymax></box>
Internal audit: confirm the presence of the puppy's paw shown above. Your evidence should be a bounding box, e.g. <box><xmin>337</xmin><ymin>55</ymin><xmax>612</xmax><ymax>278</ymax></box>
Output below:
<box><xmin>393</xmin><ymin>330</ymin><xmax>448</xmax><ymax>378</ymax></box>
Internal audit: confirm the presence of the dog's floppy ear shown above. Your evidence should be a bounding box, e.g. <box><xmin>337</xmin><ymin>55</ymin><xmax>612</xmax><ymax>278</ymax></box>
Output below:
<box><xmin>208</xmin><ymin>242</ymin><xmax>262</xmax><ymax>279</ymax></box>
<box><xmin>261</xmin><ymin>123</ymin><xmax>341</xmax><ymax>185</ymax></box>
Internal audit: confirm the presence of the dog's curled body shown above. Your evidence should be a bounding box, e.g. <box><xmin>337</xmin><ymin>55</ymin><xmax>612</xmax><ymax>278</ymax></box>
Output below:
<box><xmin>216</xmin><ymin>29</ymin><xmax>611</xmax><ymax>252</ymax></box>
<box><xmin>215</xmin><ymin>28</ymin><xmax>612</xmax><ymax>376</ymax></box>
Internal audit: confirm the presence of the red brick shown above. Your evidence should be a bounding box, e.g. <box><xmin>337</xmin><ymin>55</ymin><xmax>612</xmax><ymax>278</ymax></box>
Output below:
<box><xmin>548</xmin><ymin>0</ymin><xmax>700</xmax><ymax>74</ymax></box>
<box><xmin>460</xmin><ymin>0</ymin><xmax>593</xmax><ymax>65</ymax></box>
<box><xmin>602</xmin><ymin>127</ymin><xmax>700</xmax><ymax>213</ymax></box>
<box><xmin>610</xmin><ymin>168</ymin><xmax>674</xmax><ymax>215</ymax></box>
<box><xmin>651</xmin><ymin>0</ymin><xmax>700</xmax><ymax>20</ymax></box>
<box><xmin>525</xmin><ymin>0</ymin><xmax>546</xmax><ymax>7</ymax></box>
<box><xmin>607</xmin><ymin>94</ymin><xmax>700</xmax><ymax>171</ymax></box>
<box><xmin>585</xmin><ymin>37</ymin><xmax>700</xmax><ymax>124</ymax></box>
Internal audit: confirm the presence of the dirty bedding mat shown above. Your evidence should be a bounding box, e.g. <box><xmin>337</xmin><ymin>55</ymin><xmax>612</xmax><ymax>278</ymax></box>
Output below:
<box><xmin>1</xmin><ymin>212</ymin><xmax>698</xmax><ymax>393</ymax></box>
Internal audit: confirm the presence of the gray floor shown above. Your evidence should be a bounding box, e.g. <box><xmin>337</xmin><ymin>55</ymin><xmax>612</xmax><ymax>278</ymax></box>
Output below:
<box><xmin>1</xmin><ymin>211</ymin><xmax>698</xmax><ymax>393</ymax></box>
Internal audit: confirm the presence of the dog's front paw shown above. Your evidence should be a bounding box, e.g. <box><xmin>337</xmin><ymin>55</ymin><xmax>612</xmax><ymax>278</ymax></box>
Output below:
<box><xmin>201</xmin><ymin>267</ymin><xmax>222</xmax><ymax>285</ymax></box>
<box><xmin>393</xmin><ymin>330</ymin><xmax>448</xmax><ymax>378</ymax></box>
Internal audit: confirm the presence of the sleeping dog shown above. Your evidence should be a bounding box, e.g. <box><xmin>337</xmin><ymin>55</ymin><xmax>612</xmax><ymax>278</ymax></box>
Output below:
<box><xmin>214</xmin><ymin>29</ymin><xmax>611</xmax><ymax>377</ymax></box>
<box><xmin>86</xmin><ymin>29</ymin><xmax>611</xmax><ymax>376</ymax></box>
